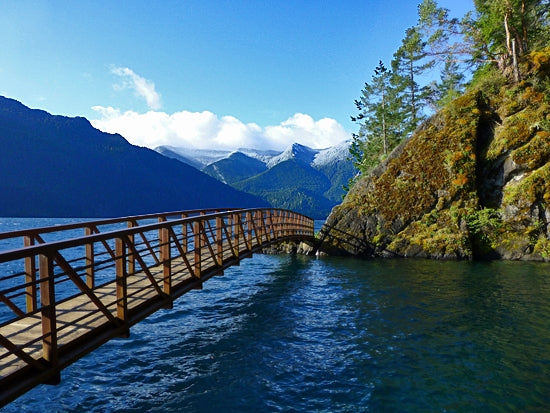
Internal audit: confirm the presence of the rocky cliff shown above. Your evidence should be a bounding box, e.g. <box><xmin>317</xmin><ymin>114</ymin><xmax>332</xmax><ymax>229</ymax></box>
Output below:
<box><xmin>319</xmin><ymin>49</ymin><xmax>550</xmax><ymax>261</ymax></box>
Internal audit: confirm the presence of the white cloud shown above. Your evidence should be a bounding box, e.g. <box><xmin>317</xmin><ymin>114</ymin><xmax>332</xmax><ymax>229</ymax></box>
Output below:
<box><xmin>111</xmin><ymin>66</ymin><xmax>162</xmax><ymax>110</ymax></box>
<box><xmin>90</xmin><ymin>108</ymin><xmax>349</xmax><ymax>151</ymax></box>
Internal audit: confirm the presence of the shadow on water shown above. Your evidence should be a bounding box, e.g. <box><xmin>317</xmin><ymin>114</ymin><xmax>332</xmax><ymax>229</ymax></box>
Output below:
<box><xmin>3</xmin><ymin>256</ymin><xmax>550</xmax><ymax>412</ymax></box>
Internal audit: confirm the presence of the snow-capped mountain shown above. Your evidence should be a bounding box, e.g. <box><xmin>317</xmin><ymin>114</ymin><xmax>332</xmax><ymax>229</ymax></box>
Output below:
<box><xmin>312</xmin><ymin>140</ymin><xmax>351</xmax><ymax>168</ymax></box>
<box><xmin>155</xmin><ymin>141</ymin><xmax>351</xmax><ymax>170</ymax></box>
<box><xmin>154</xmin><ymin>146</ymin><xmax>234</xmax><ymax>169</ymax></box>
<box><xmin>265</xmin><ymin>143</ymin><xmax>318</xmax><ymax>168</ymax></box>
<box><xmin>155</xmin><ymin>140</ymin><xmax>355</xmax><ymax>219</ymax></box>
<box><xmin>154</xmin><ymin>145</ymin><xmax>280</xmax><ymax>169</ymax></box>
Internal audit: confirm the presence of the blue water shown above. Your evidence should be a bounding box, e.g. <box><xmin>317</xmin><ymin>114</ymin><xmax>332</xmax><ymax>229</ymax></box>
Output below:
<box><xmin>1</xmin><ymin>219</ymin><xmax>550</xmax><ymax>412</ymax></box>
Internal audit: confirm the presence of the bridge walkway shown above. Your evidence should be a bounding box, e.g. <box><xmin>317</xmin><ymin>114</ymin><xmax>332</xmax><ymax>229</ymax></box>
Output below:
<box><xmin>0</xmin><ymin>208</ymin><xmax>314</xmax><ymax>407</ymax></box>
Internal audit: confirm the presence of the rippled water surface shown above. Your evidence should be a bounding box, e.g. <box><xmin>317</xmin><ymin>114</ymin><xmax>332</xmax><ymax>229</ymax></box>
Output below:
<box><xmin>2</xmin><ymin>219</ymin><xmax>550</xmax><ymax>412</ymax></box>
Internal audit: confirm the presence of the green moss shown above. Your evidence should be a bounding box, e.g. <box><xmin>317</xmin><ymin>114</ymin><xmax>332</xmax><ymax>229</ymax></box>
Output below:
<box><xmin>371</xmin><ymin>92</ymin><xmax>480</xmax><ymax>225</ymax></box>
<box><xmin>468</xmin><ymin>64</ymin><xmax>507</xmax><ymax>97</ymax></box>
<box><xmin>503</xmin><ymin>163</ymin><xmax>550</xmax><ymax>207</ymax></box>
<box><xmin>523</xmin><ymin>47</ymin><xmax>550</xmax><ymax>78</ymax></box>
<box><xmin>326</xmin><ymin>49</ymin><xmax>550</xmax><ymax>260</ymax></box>
<box><xmin>533</xmin><ymin>237</ymin><xmax>550</xmax><ymax>260</ymax></box>
<box><xmin>512</xmin><ymin>131</ymin><xmax>550</xmax><ymax>168</ymax></box>
<box><xmin>465</xmin><ymin>207</ymin><xmax>504</xmax><ymax>255</ymax></box>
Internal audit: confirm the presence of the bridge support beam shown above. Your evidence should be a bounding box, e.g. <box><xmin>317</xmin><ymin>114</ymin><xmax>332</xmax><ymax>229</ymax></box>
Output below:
<box><xmin>39</xmin><ymin>254</ymin><xmax>61</xmax><ymax>385</ymax></box>
<box><xmin>115</xmin><ymin>238</ymin><xmax>130</xmax><ymax>338</ymax></box>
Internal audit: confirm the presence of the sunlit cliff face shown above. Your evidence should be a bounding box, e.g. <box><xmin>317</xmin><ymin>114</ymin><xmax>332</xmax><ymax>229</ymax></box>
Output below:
<box><xmin>320</xmin><ymin>49</ymin><xmax>550</xmax><ymax>261</ymax></box>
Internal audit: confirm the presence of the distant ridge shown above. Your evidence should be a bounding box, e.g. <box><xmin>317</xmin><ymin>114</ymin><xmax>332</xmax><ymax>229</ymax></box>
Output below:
<box><xmin>156</xmin><ymin>140</ymin><xmax>356</xmax><ymax>219</ymax></box>
<box><xmin>0</xmin><ymin>96</ymin><xmax>267</xmax><ymax>217</ymax></box>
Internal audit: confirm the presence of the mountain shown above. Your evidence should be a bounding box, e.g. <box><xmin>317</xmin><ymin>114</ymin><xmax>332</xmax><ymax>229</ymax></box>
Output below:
<box><xmin>156</xmin><ymin>141</ymin><xmax>356</xmax><ymax>219</ymax></box>
<box><xmin>234</xmin><ymin>159</ymin><xmax>335</xmax><ymax>218</ymax></box>
<box><xmin>202</xmin><ymin>152</ymin><xmax>267</xmax><ymax>184</ymax></box>
<box><xmin>265</xmin><ymin>143</ymin><xmax>317</xmax><ymax>168</ymax></box>
<box><xmin>154</xmin><ymin>146</ymin><xmax>205</xmax><ymax>169</ymax></box>
<box><xmin>0</xmin><ymin>97</ymin><xmax>268</xmax><ymax>217</ymax></box>
<box><xmin>311</xmin><ymin>141</ymin><xmax>357</xmax><ymax>202</ymax></box>
<box><xmin>154</xmin><ymin>145</ymin><xmax>280</xmax><ymax>169</ymax></box>
<box><xmin>319</xmin><ymin>50</ymin><xmax>550</xmax><ymax>260</ymax></box>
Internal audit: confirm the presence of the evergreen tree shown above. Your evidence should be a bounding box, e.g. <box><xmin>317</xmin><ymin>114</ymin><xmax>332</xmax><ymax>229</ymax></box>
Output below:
<box><xmin>464</xmin><ymin>0</ymin><xmax>550</xmax><ymax>78</ymax></box>
<box><xmin>350</xmin><ymin>61</ymin><xmax>404</xmax><ymax>178</ymax></box>
<box><xmin>347</xmin><ymin>0</ymin><xmax>550</xmax><ymax>192</ymax></box>
<box><xmin>391</xmin><ymin>26</ymin><xmax>432</xmax><ymax>134</ymax></box>
<box><xmin>417</xmin><ymin>0</ymin><xmax>457</xmax><ymax>59</ymax></box>
<box><xmin>425</xmin><ymin>55</ymin><xmax>465</xmax><ymax>108</ymax></box>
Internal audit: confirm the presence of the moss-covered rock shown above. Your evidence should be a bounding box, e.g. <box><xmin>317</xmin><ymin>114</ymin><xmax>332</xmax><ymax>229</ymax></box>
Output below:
<box><xmin>319</xmin><ymin>49</ymin><xmax>550</xmax><ymax>261</ymax></box>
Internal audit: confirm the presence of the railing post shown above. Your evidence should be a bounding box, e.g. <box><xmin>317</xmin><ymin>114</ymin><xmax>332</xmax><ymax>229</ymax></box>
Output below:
<box><xmin>127</xmin><ymin>221</ymin><xmax>135</xmax><ymax>275</ymax></box>
<box><xmin>273</xmin><ymin>210</ymin><xmax>279</xmax><ymax>239</ymax></box>
<box><xmin>246</xmin><ymin>211</ymin><xmax>253</xmax><ymax>248</ymax></box>
<box><xmin>216</xmin><ymin>216</ymin><xmax>223</xmax><ymax>265</ymax></box>
<box><xmin>39</xmin><ymin>252</ymin><xmax>60</xmax><ymax>383</ymax></box>
<box><xmin>234</xmin><ymin>213</ymin><xmax>240</xmax><ymax>257</ymax></box>
<box><xmin>257</xmin><ymin>211</ymin><xmax>264</xmax><ymax>242</ymax></box>
<box><xmin>84</xmin><ymin>227</ymin><xmax>94</xmax><ymax>289</ymax></box>
<box><xmin>115</xmin><ymin>237</ymin><xmax>129</xmax><ymax>336</ymax></box>
<box><xmin>266</xmin><ymin>210</ymin><xmax>273</xmax><ymax>241</ymax></box>
<box><xmin>181</xmin><ymin>213</ymin><xmax>188</xmax><ymax>252</ymax></box>
<box><xmin>24</xmin><ymin>236</ymin><xmax>37</xmax><ymax>313</ymax></box>
<box><xmin>194</xmin><ymin>220</ymin><xmax>201</xmax><ymax>278</ymax></box>
<box><xmin>160</xmin><ymin>226</ymin><xmax>172</xmax><ymax>298</ymax></box>
<box><xmin>253</xmin><ymin>211</ymin><xmax>260</xmax><ymax>245</ymax></box>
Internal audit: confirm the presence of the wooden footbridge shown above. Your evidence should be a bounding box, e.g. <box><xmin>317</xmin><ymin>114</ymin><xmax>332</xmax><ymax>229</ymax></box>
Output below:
<box><xmin>0</xmin><ymin>208</ymin><xmax>314</xmax><ymax>407</ymax></box>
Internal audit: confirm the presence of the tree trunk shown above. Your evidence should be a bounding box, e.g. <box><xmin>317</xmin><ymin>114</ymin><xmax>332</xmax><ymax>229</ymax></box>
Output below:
<box><xmin>520</xmin><ymin>0</ymin><xmax>529</xmax><ymax>53</ymax></box>
<box><xmin>512</xmin><ymin>38</ymin><xmax>520</xmax><ymax>83</ymax></box>
<box><xmin>409</xmin><ymin>59</ymin><xmax>416</xmax><ymax>128</ymax></box>
<box><xmin>382</xmin><ymin>88</ymin><xmax>387</xmax><ymax>155</ymax></box>
<box><xmin>504</xmin><ymin>11</ymin><xmax>512</xmax><ymax>57</ymax></box>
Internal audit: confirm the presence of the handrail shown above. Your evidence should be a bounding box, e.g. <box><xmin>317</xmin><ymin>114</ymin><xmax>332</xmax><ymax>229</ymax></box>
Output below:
<box><xmin>0</xmin><ymin>208</ymin><xmax>311</xmax><ymax>261</ymax></box>
<box><xmin>0</xmin><ymin>208</ymin><xmax>236</xmax><ymax>240</ymax></box>
<box><xmin>0</xmin><ymin>208</ymin><xmax>314</xmax><ymax>408</ymax></box>
<box><xmin>0</xmin><ymin>209</ymin><xmax>243</xmax><ymax>261</ymax></box>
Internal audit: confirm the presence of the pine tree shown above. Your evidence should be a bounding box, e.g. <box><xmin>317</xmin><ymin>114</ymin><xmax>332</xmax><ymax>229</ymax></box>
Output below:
<box><xmin>350</xmin><ymin>61</ymin><xmax>405</xmax><ymax>178</ymax></box>
<box><xmin>425</xmin><ymin>55</ymin><xmax>465</xmax><ymax>109</ymax></box>
<box><xmin>391</xmin><ymin>26</ymin><xmax>432</xmax><ymax>135</ymax></box>
<box><xmin>464</xmin><ymin>0</ymin><xmax>550</xmax><ymax>79</ymax></box>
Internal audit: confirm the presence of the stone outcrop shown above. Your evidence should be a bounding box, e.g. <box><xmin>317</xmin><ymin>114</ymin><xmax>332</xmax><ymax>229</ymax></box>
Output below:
<box><xmin>318</xmin><ymin>50</ymin><xmax>550</xmax><ymax>261</ymax></box>
<box><xmin>262</xmin><ymin>241</ymin><xmax>316</xmax><ymax>255</ymax></box>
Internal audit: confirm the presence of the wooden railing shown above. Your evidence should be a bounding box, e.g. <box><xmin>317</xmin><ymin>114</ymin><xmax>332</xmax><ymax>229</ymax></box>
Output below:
<box><xmin>0</xmin><ymin>208</ymin><xmax>314</xmax><ymax>407</ymax></box>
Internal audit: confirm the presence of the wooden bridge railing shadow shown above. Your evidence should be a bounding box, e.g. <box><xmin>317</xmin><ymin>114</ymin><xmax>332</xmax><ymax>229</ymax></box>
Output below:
<box><xmin>0</xmin><ymin>208</ymin><xmax>314</xmax><ymax>407</ymax></box>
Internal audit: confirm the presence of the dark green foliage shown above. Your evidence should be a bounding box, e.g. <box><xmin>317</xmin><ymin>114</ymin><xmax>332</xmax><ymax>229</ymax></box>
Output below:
<box><xmin>350</xmin><ymin>61</ymin><xmax>405</xmax><ymax>179</ymax></box>
<box><xmin>315</xmin><ymin>159</ymin><xmax>357</xmax><ymax>202</ymax></box>
<box><xmin>464</xmin><ymin>0</ymin><xmax>550</xmax><ymax>78</ymax></box>
<box><xmin>391</xmin><ymin>26</ymin><xmax>431</xmax><ymax>131</ymax></box>
<box><xmin>233</xmin><ymin>159</ymin><xmax>334</xmax><ymax>219</ymax></box>
<box><xmin>348</xmin><ymin>0</ymin><xmax>550</xmax><ymax>192</ymax></box>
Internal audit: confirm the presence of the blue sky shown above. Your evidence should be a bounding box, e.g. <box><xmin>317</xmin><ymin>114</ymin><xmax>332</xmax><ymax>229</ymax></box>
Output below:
<box><xmin>1</xmin><ymin>0</ymin><xmax>473</xmax><ymax>150</ymax></box>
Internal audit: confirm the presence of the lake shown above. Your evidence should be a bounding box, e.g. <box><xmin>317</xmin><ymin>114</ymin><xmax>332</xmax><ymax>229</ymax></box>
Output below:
<box><xmin>1</xmin><ymin>218</ymin><xmax>550</xmax><ymax>412</ymax></box>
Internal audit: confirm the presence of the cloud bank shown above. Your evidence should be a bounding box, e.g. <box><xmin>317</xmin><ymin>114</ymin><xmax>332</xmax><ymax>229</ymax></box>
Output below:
<box><xmin>111</xmin><ymin>66</ymin><xmax>162</xmax><ymax>110</ymax></box>
<box><xmin>90</xmin><ymin>108</ymin><xmax>350</xmax><ymax>151</ymax></box>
